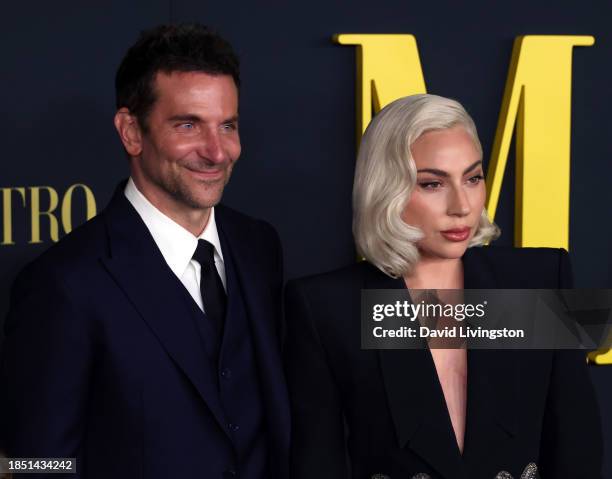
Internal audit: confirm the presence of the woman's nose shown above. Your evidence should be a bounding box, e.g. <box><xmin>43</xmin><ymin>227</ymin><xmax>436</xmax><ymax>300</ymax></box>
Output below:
<box><xmin>448</xmin><ymin>186</ymin><xmax>471</xmax><ymax>217</ymax></box>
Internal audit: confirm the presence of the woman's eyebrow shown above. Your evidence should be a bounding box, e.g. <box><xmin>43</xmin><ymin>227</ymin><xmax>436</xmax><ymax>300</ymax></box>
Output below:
<box><xmin>463</xmin><ymin>160</ymin><xmax>483</xmax><ymax>174</ymax></box>
<box><xmin>417</xmin><ymin>160</ymin><xmax>483</xmax><ymax>177</ymax></box>
<box><xmin>416</xmin><ymin>168</ymin><xmax>448</xmax><ymax>177</ymax></box>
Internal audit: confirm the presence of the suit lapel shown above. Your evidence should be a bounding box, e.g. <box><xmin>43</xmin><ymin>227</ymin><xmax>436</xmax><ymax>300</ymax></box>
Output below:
<box><xmin>369</xmin><ymin>247</ymin><xmax>520</xmax><ymax>478</ymax></box>
<box><xmin>215</xmin><ymin>206</ymin><xmax>290</xmax><ymax>476</ymax></box>
<box><xmin>99</xmin><ymin>185</ymin><xmax>230</xmax><ymax>438</ymax></box>
<box><xmin>461</xmin><ymin>247</ymin><xmax>518</xmax><ymax>467</ymax></box>
<box><xmin>364</xmin><ymin>263</ymin><xmax>466</xmax><ymax>479</ymax></box>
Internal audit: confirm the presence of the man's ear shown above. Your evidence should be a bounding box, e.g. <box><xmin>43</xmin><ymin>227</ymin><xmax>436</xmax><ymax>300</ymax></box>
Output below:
<box><xmin>114</xmin><ymin>108</ymin><xmax>143</xmax><ymax>157</ymax></box>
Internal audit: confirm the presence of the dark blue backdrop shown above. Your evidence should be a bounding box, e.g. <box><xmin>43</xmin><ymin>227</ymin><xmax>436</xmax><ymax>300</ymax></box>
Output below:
<box><xmin>1</xmin><ymin>0</ymin><xmax>611</xmax><ymax>475</ymax></box>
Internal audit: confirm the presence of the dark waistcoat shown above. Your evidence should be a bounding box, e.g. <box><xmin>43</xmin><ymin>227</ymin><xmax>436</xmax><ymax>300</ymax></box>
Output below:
<box><xmin>183</xmin><ymin>232</ymin><xmax>269</xmax><ymax>479</ymax></box>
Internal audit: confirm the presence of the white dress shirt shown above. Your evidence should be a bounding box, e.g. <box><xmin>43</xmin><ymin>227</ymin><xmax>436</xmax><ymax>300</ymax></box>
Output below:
<box><xmin>124</xmin><ymin>177</ymin><xmax>226</xmax><ymax>312</ymax></box>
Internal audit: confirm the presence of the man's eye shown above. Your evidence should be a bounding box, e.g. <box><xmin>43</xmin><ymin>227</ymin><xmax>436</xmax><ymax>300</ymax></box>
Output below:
<box><xmin>222</xmin><ymin>123</ymin><xmax>237</xmax><ymax>131</ymax></box>
<box><xmin>179</xmin><ymin>123</ymin><xmax>194</xmax><ymax>129</ymax></box>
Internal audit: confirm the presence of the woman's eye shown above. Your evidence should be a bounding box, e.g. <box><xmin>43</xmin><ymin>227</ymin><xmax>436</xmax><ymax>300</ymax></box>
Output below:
<box><xmin>419</xmin><ymin>181</ymin><xmax>442</xmax><ymax>190</ymax></box>
<box><xmin>467</xmin><ymin>174</ymin><xmax>484</xmax><ymax>184</ymax></box>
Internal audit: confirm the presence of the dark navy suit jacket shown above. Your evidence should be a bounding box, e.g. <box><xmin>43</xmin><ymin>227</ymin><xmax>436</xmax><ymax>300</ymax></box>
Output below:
<box><xmin>284</xmin><ymin>247</ymin><xmax>603</xmax><ymax>479</ymax></box>
<box><xmin>0</xmin><ymin>183</ymin><xmax>290</xmax><ymax>478</ymax></box>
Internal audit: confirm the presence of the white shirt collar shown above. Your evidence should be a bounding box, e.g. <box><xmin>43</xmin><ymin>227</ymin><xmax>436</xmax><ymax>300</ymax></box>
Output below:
<box><xmin>124</xmin><ymin>177</ymin><xmax>224</xmax><ymax>279</ymax></box>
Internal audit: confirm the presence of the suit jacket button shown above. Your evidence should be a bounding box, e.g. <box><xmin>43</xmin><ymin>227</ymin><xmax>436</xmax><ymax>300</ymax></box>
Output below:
<box><xmin>223</xmin><ymin>468</ymin><xmax>237</xmax><ymax>478</ymax></box>
<box><xmin>221</xmin><ymin>368</ymin><xmax>232</xmax><ymax>379</ymax></box>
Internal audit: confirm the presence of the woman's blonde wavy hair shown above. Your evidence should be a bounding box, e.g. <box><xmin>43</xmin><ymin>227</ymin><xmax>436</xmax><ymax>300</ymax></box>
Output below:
<box><xmin>352</xmin><ymin>94</ymin><xmax>500</xmax><ymax>278</ymax></box>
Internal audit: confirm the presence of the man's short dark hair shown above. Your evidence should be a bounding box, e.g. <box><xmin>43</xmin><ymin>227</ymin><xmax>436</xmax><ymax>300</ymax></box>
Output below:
<box><xmin>115</xmin><ymin>23</ymin><xmax>240</xmax><ymax>132</ymax></box>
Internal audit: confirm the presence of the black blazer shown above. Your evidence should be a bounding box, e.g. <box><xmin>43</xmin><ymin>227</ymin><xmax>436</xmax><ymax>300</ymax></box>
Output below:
<box><xmin>0</xmin><ymin>182</ymin><xmax>290</xmax><ymax>479</ymax></box>
<box><xmin>284</xmin><ymin>246</ymin><xmax>603</xmax><ymax>479</ymax></box>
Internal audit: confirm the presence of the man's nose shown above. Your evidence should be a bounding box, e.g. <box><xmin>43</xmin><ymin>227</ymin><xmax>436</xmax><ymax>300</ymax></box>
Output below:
<box><xmin>197</xmin><ymin>130</ymin><xmax>227</xmax><ymax>164</ymax></box>
<box><xmin>448</xmin><ymin>186</ymin><xmax>471</xmax><ymax>217</ymax></box>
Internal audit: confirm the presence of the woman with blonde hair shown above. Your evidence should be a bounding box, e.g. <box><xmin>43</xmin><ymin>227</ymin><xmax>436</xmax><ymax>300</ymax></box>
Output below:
<box><xmin>284</xmin><ymin>94</ymin><xmax>602</xmax><ymax>479</ymax></box>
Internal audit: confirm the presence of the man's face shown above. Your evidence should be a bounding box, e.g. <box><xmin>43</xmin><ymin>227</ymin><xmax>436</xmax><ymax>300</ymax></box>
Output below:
<box><xmin>401</xmin><ymin>126</ymin><xmax>485</xmax><ymax>261</ymax></box>
<box><xmin>131</xmin><ymin>71</ymin><xmax>240</xmax><ymax>215</ymax></box>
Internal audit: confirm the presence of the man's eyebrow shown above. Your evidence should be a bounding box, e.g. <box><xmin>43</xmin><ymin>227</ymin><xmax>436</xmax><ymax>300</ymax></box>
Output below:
<box><xmin>168</xmin><ymin>114</ymin><xmax>201</xmax><ymax>122</ymax></box>
<box><xmin>167</xmin><ymin>114</ymin><xmax>240</xmax><ymax>123</ymax></box>
<box><xmin>417</xmin><ymin>160</ymin><xmax>483</xmax><ymax>177</ymax></box>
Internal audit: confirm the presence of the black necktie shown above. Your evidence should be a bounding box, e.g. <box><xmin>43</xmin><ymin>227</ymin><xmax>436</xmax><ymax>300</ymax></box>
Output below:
<box><xmin>192</xmin><ymin>239</ymin><xmax>226</xmax><ymax>352</ymax></box>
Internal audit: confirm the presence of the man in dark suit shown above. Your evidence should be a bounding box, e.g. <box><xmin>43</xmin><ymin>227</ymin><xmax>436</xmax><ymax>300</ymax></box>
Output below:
<box><xmin>0</xmin><ymin>23</ymin><xmax>289</xmax><ymax>479</ymax></box>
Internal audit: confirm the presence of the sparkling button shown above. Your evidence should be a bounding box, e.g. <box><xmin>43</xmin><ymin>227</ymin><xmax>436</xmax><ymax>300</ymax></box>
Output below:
<box><xmin>228</xmin><ymin>423</ymin><xmax>240</xmax><ymax>432</ymax></box>
<box><xmin>220</xmin><ymin>368</ymin><xmax>232</xmax><ymax>379</ymax></box>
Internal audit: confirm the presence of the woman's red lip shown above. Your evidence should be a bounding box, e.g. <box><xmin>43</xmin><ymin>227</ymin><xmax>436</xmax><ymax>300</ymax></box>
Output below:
<box><xmin>441</xmin><ymin>227</ymin><xmax>471</xmax><ymax>241</ymax></box>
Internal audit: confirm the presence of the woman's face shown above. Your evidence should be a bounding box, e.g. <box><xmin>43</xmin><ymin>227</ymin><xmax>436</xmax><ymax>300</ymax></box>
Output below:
<box><xmin>402</xmin><ymin>126</ymin><xmax>486</xmax><ymax>261</ymax></box>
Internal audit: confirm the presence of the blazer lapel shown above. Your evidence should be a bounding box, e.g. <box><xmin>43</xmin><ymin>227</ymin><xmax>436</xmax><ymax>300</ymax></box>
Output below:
<box><xmin>461</xmin><ymin>247</ymin><xmax>518</xmax><ymax>467</ymax></box>
<box><xmin>215</xmin><ymin>206</ymin><xmax>290</xmax><ymax>476</ymax></box>
<box><xmin>364</xmin><ymin>263</ymin><xmax>466</xmax><ymax>479</ymax></box>
<box><xmin>99</xmin><ymin>184</ymin><xmax>230</xmax><ymax>438</ymax></box>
